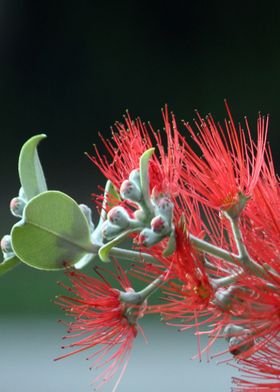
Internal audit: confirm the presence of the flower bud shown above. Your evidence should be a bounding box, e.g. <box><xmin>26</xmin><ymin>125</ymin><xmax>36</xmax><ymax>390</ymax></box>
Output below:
<box><xmin>129</xmin><ymin>169</ymin><xmax>140</xmax><ymax>185</ymax></box>
<box><xmin>224</xmin><ymin>323</ymin><xmax>245</xmax><ymax>341</ymax></box>
<box><xmin>10</xmin><ymin>197</ymin><xmax>26</xmax><ymax>218</ymax></box>
<box><xmin>120</xmin><ymin>180</ymin><xmax>142</xmax><ymax>202</ymax></box>
<box><xmin>107</xmin><ymin>206</ymin><xmax>131</xmax><ymax>229</ymax></box>
<box><xmin>134</xmin><ymin>208</ymin><xmax>146</xmax><ymax>222</ymax></box>
<box><xmin>154</xmin><ymin>197</ymin><xmax>173</xmax><ymax>222</ymax></box>
<box><xmin>139</xmin><ymin>228</ymin><xmax>161</xmax><ymax>247</ymax></box>
<box><xmin>151</xmin><ymin>215</ymin><xmax>170</xmax><ymax>236</ymax></box>
<box><xmin>79</xmin><ymin>204</ymin><xmax>95</xmax><ymax>233</ymax></box>
<box><xmin>102</xmin><ymin>221</ymin><xmax>122</xmax><ymax>240</ymax></box>
<box><xmin>1</xmin><ymin>234</ymin><xmax>13</xmax><ymax>254</ymax></box>
<box><xmin>228</xmin><ymin>330</ymin><xmax>254</xmax><ymax>356</ymax></box>
<box><xmin>214</xmin><ymin>287</ymin><xmax>235</xmax><ymax>309</ymax></box>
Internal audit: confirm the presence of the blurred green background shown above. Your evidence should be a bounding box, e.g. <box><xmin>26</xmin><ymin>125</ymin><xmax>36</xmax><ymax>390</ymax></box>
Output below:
<box><xmin>0</xmin><ymin>1</ymin><xmax>279</xmax><ymax>391</ymax></box>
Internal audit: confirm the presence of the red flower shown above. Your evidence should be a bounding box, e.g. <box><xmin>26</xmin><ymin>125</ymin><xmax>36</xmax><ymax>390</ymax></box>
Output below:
<box><xmin>227</xmin><ymin>276</ymin><xmax>280</xmax><ymax>391</ymax></box>
<box><xmin>181</xmin><ymin>102</ymin><xmax>268</xmax><ymax>210</ymax></box>
<box><xmin>55</xmin><ymin>266</ymin><xmax>141</xmax><ymax>391</ymax></box>
<box><xmin>244</xmin><ymin>146</ymin><xmax>280</xmax><ymax>260</ymax></box>
<box><xmin>87</xmin><ymin>106</ymin><xmax>186</xmax><ymax>197</ymax></box>
<box><xmin>159</xmin><ymin>225</ymin><xmax>213</xmax><ymax>317</ymax></box>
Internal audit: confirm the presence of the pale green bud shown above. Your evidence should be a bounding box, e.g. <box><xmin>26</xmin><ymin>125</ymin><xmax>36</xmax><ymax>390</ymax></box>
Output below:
<box><xmin>1</xmin><ymin>234</ymin><xmax>13</xmax><ymax>255</ymax></box>
<box><xmin>139</xmin><ymin>228</ymin><xmax>162</xmax><ymax>247</ymax></box>
<box><xmin>102</xmin><ymin>221</ymin><xmax>123</xmax><ymax>240</ymax></box>
<box><xmin>107</xmin><ymin>206</ymin><xmax>131</xmax><ymax>229</ymax></box>
<box><xmin>120</xmin><ymin>180</ymin><xmax>142</xmax><ymax>202</ymax></box>
<box><xmin>10</xmin><ymin>197</ymin><xmax>26</xmax><ymax>218</ymax></box>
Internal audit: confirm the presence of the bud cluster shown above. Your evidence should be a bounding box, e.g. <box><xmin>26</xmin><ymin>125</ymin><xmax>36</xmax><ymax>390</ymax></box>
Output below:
<box><xmin>139</xmin><ymin>196</ymin><xmax>174</xmax><ymax>247</ymax></box>
<box><xmin>101</xmin><ymin>166</ymin><xmax>175</xmax><ymax>252</ymax></box>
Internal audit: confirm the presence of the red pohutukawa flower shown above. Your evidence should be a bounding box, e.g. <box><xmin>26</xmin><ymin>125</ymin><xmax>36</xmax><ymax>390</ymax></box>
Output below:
<box><xmin>160</xmin><ymin>226</ymin><xmax>213</xmax><ymax>315</ymax></box>
<box><xmin>181</xmin><ymin>101</ymin><xmax>268</xmax><ymax>210</ymax></box>
<box><xmin>55</xmin><ymin>265</ymin><xmax>143</xmax><ymax>391</ymax></box>
<box><xmin>54</xmin><ymin>104</ymin><xmax>279</xmax><ymax>391</ymax></box>
<box><xmin>88</xmin><ymin>105</ymin><xmax>187</xmax><ymax>196</ymax></box>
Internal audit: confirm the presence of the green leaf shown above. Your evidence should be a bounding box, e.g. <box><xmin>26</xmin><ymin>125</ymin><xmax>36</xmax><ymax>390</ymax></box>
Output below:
<box><xmin>163</xmin><ymin>229</ymin><xmax>176</xmax><ymax>257</ymax></box>
<box><xmin>98</xmin><ymin>229</ymin><xmax>137</xmax><ymax>262</ymax></box>
<box><xmin>139</xmin><ymin>148</ymin><xmax>155</xmax><ymax>214</ymax></box>
<box><xmin>101</xmin><ymin>180</ymin><xmax>121</xmax><ymax>220</ymax></box>
<box><xmin>92</xmin><ymin>180</ymin><xmax>121</xmax><ymax>247</ymax></box>
<box><xmin>11</xmin><ymin>191</ymin><xmax>96</xmax><ymax>270</ymax></box>
<box><xmin>18</xmin><ymin>134</ymin><xmax>48</xmax><ymax>200</ymax></box>
<box><xmin>0</xmin><ymin>255</ymin><xmax>21</xmax><ymax>276</ymax></box>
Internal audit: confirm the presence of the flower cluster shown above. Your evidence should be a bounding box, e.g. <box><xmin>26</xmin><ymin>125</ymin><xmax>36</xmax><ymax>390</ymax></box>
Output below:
<box><xmin>55</xmin><ymin>263</ymin><xmax>144</xmax><ymax>391</ymax></box>
<box><xmin>56</xmin><ymin>104</ymin><xmax>279</xmax><ymax>391</ymax></box>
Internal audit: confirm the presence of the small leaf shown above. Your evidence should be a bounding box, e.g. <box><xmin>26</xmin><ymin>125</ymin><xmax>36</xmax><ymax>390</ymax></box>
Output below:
<box><xmin>139</xmin><ymin>148</ymin><xmax>155</xmax><ymax>214</ymax></box>
<box><xmin>92</xmin><ymin>180</ymin><xmax>121</xmax><ymax>247</ymax></box>
<box><xmin>0</xmin><ymin>255</ymin><xmax>21</xmax><ymax>277</ymax></box>
<box><xmin>163</xmin><ymin>229</ymin><xmax>176</xmax><ymax>256</ymax></box>
<box><xmin>18</xmin><ymin>134</ymin><xmax>48</xmax><ymax>200</ymax></box>
<box><xmin>74</xmin><ymin>253</ymin><xmax>96</xmax><ymax>269</ymax></box>
<box><xmin>98</xmin><ymin>229</ymin><xmax>137</xmax><ymax>262</ymax></box>
<box><xmin>11</xmin><ymin>191</ymin><xmax>96</xmax><ymax>270</ymax></box>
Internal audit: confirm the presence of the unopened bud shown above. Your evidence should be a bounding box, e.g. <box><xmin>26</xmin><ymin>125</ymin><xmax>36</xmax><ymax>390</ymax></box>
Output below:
<box><xmin>215</xmin><ymin>287</ymin><xmax>235</xmax><ymax>309</ymax></box>
<box><xmin>79</xmin><ymin>204</ymin><xmax>95</xmax><ymax>233</ymax></box>
<box><xmin>228</xmin><ymin>331</ymin><xmax>254</xmax><ymax>356</ymax></box>
<box><xmin>120</xmin><ymin>180</ymin><xmax>142</xmax><ymax>202</ymax></box>
<box><xmin>139</xmin><ymin>228</ymin><xmax>161</xmax><ymax>247</ymax></box>
<box><xmin>10</xmin><ymin>197</ymin><xmax>26</xmax><ymax>218</ymax></box>
<box><xmin>107</xmin><ymin>206</ymin><xmax>131</xmax><ymax>229</ymax></box>
<box><xmin>224</xmin><ymin>323</ymin><xmax>245</xmax><ymax>341</ymax></box>
<box><xmin>134</xmin><ymin>208</ymin><xmax>146</xmax><ymax>222</ymax></box>
<box><xmin>129</xmin><ymin>169</ymin><xmax>140</xmax><ymax>185</ymax></box>
<box><xmin>1</xmin><ymin>234</ymin><xmax>13</xmax><ymax>254</ymax></box>
<box><xmin>154</xmin><ymin>197</ymin><xmax>173</xmax><ymax>222</ymax></box>
<box><xmin>102</xmin><ymin>221</ymin><xmax>122</xmax><ymax>240</ymax></box>
<box><xmin>151</xmin><ymin>215</ymin><xmax>170</xmax><ymax>236</ymax></box>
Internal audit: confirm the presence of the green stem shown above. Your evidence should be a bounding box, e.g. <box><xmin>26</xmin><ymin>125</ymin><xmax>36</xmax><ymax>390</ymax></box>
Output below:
<box><xmin>189</xmin><ymin>234</ymin><xmax>239</xmax><ymax>264</ymax></box>
<box><xmin>211</xmin><ymin>273</ymin><xmax>241</xmax><ymax>288</ymax></box>
<box><xmin>138</xmin><ymin>274</ymin><xmax>165</xmax><ymax>300</ymax></box>
<box><xmin>0</xmin><ymin>256</ymin><xmax>21</xmax><ymax>276</ymax></box>
<box><xmin>110</xmin><ymin>247</ymin><xmax>158</xmax><ymax>264</ymax></box>
<box><xmin>225</xmin><ymin>213</ymin><xmax>267</xmax><ymax>277</ymax></box>
<box><xmin>120</xmin><ymin>273</ymin><xmax>165</xmax><ymax>305</ymax></box>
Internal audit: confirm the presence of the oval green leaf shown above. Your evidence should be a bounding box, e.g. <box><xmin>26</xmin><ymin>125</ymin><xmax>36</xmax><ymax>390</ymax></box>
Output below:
<box><xmin>11</xmin><ymin>191</ymin><xmax>96</xmax><ymax>270</ymax></box>
<box><xmin>18</xmin><ymin>134</ymin><xmax>48</xmax><ymax>200</ymax></box>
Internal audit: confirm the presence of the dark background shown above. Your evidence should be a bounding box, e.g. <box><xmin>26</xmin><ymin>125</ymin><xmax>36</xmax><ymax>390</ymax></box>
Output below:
<box><xmin>0</xmin><ymin>1</ymin><xmax>279</xmax><ymax>313</ymax></box>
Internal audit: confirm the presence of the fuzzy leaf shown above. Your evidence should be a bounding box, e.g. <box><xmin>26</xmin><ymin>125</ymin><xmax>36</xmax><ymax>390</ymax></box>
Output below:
<box><xmin>92</xmin><ymin>180</ymin><xmax>121</xmax><ymax>247</ymax></box>
<box><xmin>163</xmin><ymin>229</ymin><xmax>176</xmax><ymax>256</ymax></box>
<box><xmin>139</xmin><ymin>148</ymin><xmax>155</xmax><ymax>213</ymax></box>
<box><xmin>0</xmin><ymin>255</ymin><xmax>21</xmax><ymax>276</ymax></box>
<box><xmin>18</xmin><ymin>134</ymin><xmax>48</xmax><ymax>200</ymax></box>
<box><xmin>98</xmin><ymin>229</ymin><xmax>137</xmax><ymax>262</ymax></box>
<box><xmin>11</xmin><ymin>191</ymin><xmax>96</xmax><ymax>270</ymax></box>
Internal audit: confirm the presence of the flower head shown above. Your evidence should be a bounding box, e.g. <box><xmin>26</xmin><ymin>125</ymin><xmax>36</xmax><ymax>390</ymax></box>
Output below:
<box><xmin>55</xmin><ymin>265</ymin><xmax>143</xmax><ymax>391</ymax></box>
<box><xmin>181</xmin><ymin>102</ymin><xmax>268</xmax><ymax>211</ymax></box>
<box><xmin>88</xmin><ymin>106</ymin><xmax>186</xmax><ymax>198</ymax></box>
